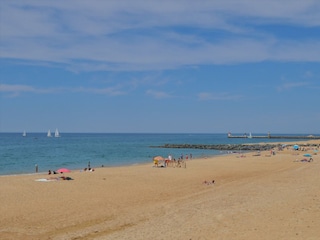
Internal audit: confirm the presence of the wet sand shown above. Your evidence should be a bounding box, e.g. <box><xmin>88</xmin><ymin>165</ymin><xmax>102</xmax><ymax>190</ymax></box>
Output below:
<box><xmin>1</xmin><ymin>140</ymin><xmax>319</xmax><ymax>240</ymax></box>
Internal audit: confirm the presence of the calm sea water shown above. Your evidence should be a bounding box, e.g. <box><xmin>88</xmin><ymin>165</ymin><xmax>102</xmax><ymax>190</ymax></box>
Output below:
<box><xmin>0</xmin><ymin>133</ymin><xmax>306</xmax><ymax>175</ymax></box>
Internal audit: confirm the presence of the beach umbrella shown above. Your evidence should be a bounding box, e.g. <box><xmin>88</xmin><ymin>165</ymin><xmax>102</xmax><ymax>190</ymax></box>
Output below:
<box><xmin>153</xmin><ymin>156</ymin><xmax>164</xmax><ymax>161</ymax></box>
<box><xmin>293</xmin><ymin>145</ymin><xmax>299</xmax><ymax>150</ymax></box>
<box><xmin>56</xmin><ymin>168</ymin><xmax>71</xmax><ymax>173</ymax></box>
<box><xmin>303</xmin><ymin>154</ymin><xmax>312</xmax><ymax>157</ymax></box>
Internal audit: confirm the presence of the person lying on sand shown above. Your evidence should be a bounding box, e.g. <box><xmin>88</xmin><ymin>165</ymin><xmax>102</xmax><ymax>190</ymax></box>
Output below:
<box><xmin>60</xmin><ymin>176</ymin><xmax>73</xmax><ymax>180</ymax></box>
<box><xmin>48</xmin><ymin>176</ymin><xmax>73</xmax><ymax>181</ymax></box>
<box><xmin>35</xmin><ymin>176</ymin><xmax>73</xmax><ymax>182</ymax></box>
<box><xmin>203</xmin><ymin>180</ymin><xmax>215</xmax><ymax>185</ymax></box>
<box><xmin>83</xmin><ymin>168</ymin><xmax>95</xmax><ymax>172</ymax></box>
<box><xmin>294</xmin><ymin>158</ymin><xmax>313</xmax><ymax>162</ymax></box>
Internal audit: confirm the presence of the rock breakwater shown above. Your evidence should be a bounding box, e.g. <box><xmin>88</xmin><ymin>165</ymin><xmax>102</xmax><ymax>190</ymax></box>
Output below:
<box><xmin>152</xmin><ymin>143</ymin><xmax>319</xmax><ymax>151</ymax></box>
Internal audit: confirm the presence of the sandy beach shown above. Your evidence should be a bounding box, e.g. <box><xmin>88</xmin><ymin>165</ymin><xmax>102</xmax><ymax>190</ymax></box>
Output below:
<box><xmin>1</xmin><ymin>140</ymin><xmax>319</xmax><ymax>240</ymax></box>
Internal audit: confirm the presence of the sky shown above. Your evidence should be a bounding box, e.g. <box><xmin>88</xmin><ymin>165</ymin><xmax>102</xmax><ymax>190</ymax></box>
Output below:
<box><xmin>1</xmin><ymin>0</ymin><xmax>320</xmax><ymax>134</ymax></box>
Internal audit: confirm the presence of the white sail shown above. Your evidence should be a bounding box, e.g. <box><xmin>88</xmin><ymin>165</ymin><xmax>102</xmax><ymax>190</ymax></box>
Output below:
<box><xmin>47</xmin><ymin>130</ymin><xmax>52</xmax><ymax>137</ymax></box>
<box><xmin>54</xmin><ymin>128</ymin><xmax>60</xmax><ymax>137</ymax></box>
<box><xmin>248</xmin><ymin>132</ymin><xmax>252</xmax><ymax>138</ymax></box>
<box><xmin>22</xmin><ymin>131</ymin><xmax>26</xmax><ymax>137</ymax></box>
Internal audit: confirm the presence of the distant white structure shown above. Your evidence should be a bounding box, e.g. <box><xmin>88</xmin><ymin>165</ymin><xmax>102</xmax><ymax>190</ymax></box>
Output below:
<box><xmin>22</xmin><ymin>130</ymin><xmax>26</xmax><ymax>137</ymax></box>
<box><xmin>47</xmin><ymin>130</ymin><xmax>52</xmax><ymax>137</ymax></box>
<box><xmin>54</xmin><ymin>128</ymin><xmax>60</xmax><ymax>137</ymax></box>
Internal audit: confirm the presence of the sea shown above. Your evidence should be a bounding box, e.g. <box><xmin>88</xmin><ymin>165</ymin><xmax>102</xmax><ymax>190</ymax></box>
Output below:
<box><xmin>0</xmin><ymin>132</ymin><xmax>310</xmax><ymax>176</ymax></box>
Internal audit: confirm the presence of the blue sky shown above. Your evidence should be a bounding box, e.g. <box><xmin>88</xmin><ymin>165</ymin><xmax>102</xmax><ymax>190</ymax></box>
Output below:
<box><xmin>1</xmin><ymin>0</ymin><xmax>320</xmax><ymax>134</ymax></box>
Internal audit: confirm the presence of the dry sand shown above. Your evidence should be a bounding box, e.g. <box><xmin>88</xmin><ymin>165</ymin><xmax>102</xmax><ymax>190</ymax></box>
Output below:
<box><xmin>1</xmin><ymin>140</ymin><xmax>319</xmax><ymax>240</ymax></box>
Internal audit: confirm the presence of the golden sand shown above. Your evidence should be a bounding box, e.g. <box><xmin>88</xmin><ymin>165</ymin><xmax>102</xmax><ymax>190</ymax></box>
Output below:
<box><xmin>1</xmin><ymin>140</ymin><xmax>319</xmax><ymax>240</ymax></box>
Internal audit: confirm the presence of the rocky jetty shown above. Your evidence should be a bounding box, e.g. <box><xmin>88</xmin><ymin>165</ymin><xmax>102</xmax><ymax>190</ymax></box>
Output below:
<box><xmin>152</xmin><ymin>143</ymin><xmax>319</xmax><ymax>151</ymax></box>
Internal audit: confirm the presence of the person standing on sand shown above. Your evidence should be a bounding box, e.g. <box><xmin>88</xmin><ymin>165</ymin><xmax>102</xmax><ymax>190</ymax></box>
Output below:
<box><xmin>153</xmin><ymin>159</ymin><xmax>159</xmax><ymax>167</ymax></box>
<box><xmin>167</xmin><ymin>154</ymin><xmax>172</xmax><ymax>167</ymax></box>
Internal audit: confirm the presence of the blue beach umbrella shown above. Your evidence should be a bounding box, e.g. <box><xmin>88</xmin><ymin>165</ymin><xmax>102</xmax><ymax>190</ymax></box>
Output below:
<box><xmin>303</xmin><ymin>154</ymin><xmax>312</xmax><ymax>157</ymax></box>
<box><xmin>293</xmin><ymin>145</ymin><xmax>299</xmax><ymax>150</ymax></box>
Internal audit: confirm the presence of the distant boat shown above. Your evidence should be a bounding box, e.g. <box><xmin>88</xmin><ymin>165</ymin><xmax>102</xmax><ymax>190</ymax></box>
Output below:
<box><xmin>47</xmin><ymin>130</ymin><xmax>52</xmax><ymax>137</ymax></box>
<box><xmin>248</xmin><ymin>132</ymin><xmax>252</xmax><ymax>138</ymax></box>
<box><xmin>54</xmin><ymin>128</ymin><xmax>60</xmax><ymax>138</ymax></box>
<box><xmin>22</xmin><ymin>130</ymin><xmax>26</xmax><ymax>137</ymax></box>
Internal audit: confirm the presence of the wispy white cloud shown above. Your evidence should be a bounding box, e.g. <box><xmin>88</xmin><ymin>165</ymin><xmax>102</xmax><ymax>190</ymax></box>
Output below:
<box><xmin>1</xmin><ymin>1</ymin><xmax>320</xmax><ymax>71</ymax></box>
<box><xmin>0</xmin><ymin>84</ymin><xmax>53</xmax><ymax>97</ymax></box>
<box><xmin>0</xmin><ymin>84</ymin><xmax>126</xmax><ymax>97</ymax></box>
<box><xmin>0</xmin><ymin>84</ymin><xmax>36</xmax><ymax>92</ymax></box>
<box><xmin>198</xmin><ymin>92</ymin><xmax>242</xmax><ymax>101</ymax></box>
<box><xmin>74</xmin><ymin>86</ymin><xmax>126</xmax><ymax>96</ymax></box>
<box><xmin>276</xmin><ymin>82</ymin><xmax>310</xmax><ymax>92</ymax></box>
<box><xmin>146</xmin><ymin>90</ymin><xmax>172</xmax><ymax>99</ymax></box>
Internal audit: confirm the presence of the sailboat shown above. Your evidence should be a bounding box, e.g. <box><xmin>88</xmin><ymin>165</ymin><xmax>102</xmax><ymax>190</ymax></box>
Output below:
<box><xmin>47</xmin><ymin>130</ymin><xmax>52</xmax><ymax>137</ymax></box>
<box><xmin>54</xmin><ymin>128</ymin><xmax>60</xmax><ymax>138</ymax></box>
<box><xmin>248</xmin><ymin>132</ymin><xmax>252</xmax><ymax>138</ymax></box>
<box><xmin>22</xmin><ymin>130</ymin><xmax>26</xmax><ymax>137</ymax></box>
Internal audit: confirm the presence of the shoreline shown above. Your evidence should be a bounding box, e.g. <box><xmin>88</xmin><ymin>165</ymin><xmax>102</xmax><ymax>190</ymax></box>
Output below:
<box><xmin>1</xmin><ymin>139</ymin><xmax>319</xmax><ymax>177</ymax></box>
<box><xmin>0</xmin><ymin>153</ymin><xmax>218</xmax><ymax>177</ymax></box>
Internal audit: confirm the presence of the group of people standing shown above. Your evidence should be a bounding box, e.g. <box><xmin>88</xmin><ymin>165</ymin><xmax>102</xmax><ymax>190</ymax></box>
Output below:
<box><xmin>153</xmin><ymin>153</ymin><xmax>193</xmax><ymax>168</ymax></box>
<box><xmin>179</xmin><ymin>153</ymin><xmax>192</xmax><ymax>160</ymax></box>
